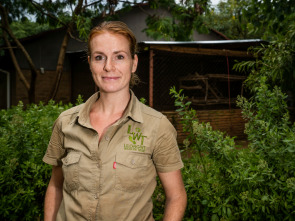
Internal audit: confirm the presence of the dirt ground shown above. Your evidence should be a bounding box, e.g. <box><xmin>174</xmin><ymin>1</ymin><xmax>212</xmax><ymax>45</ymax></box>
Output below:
<box><xmin>235</xmin><ymin>139</ymin><xmax>249</xmax><ymax>149</ymax></box>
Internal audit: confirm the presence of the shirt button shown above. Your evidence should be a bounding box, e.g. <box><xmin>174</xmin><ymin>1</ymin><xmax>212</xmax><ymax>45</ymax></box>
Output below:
<box><xmin>131</xmin><ymin>159</ymin><xmax>135</xmax><ymax>165</ymax></box>
<box><xmin>94</xmin><ymin>195</ymin><xmax>98</xmax><ymax>199</ymax></box>
<box><xmin>105</xmin><ymin>136</ymin><xmax>110</xmax><ymax>141</ymax></box>
<box><xmin>96</xmin><ymin>163</ymin><xmax>100</xmax><ymax>168</ymax></box>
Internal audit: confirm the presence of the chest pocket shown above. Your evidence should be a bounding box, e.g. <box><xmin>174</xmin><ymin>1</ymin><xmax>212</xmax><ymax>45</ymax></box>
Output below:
<box><xmin>61</xmin><ymin>151</ymin><xmax>81</xmax><ymax>192</ymax></box>
<box><xmin>115</xmin><ymin>153</ymin><xmax>150</xmax><ymax>192</ymax></box>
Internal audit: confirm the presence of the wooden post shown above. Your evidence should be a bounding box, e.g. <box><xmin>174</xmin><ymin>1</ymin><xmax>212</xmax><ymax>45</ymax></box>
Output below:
<box><xmin>149</xmin><ymin>50</ymin><xmax>154</xmax><ymax>107</ymax></box>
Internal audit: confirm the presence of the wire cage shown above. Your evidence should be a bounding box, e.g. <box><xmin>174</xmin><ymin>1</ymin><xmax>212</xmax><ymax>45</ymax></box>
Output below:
<box><xmin>134</xmin><ymin>48</ymin><xmax>251</xmax><ymax>111</ymax></box>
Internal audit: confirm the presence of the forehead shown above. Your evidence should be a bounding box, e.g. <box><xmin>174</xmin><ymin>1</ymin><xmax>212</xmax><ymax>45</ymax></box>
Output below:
<box><xmin>90</xmin><ymin>32</ymin><xmax>130</xmax><ymax>51</ymax></box>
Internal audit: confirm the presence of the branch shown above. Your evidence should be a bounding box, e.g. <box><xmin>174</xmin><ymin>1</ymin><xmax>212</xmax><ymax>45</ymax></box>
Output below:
<box><xmin>74</xmin><ymin>0</ymin><xmax>85</xmax><ymax>15</ymax></box>
<box><xmin>30</xmin><ymin>0</ymin><xmax>68</xmax><ymax>27</ymax></box>
<box><xmin>1</xmin><ymin>17</ymin><xmax>39</xmax><ymax>76</ymax></box>
<box><xmin>68</xmin><ymin>30</ymin><xmax>85</xmax><ymax>42</ymax></box>
<box><xmin>82</xmin><ymin>0</ymin><xmax>103</xmax><ymax>10</ymax></box>
<box><xmin>49</xmin><ymin>0</ymin><xmax>85</xmax><ymax>101</ymax></box>
<box><xmin>0</xmin><ymin>69</ymin><xmax>10</xmax><ymax>75</ymax></box>
<box><xmin>0</xmin><ymin>3</ymin><xmax>30</xmax><ymax>90</ymax></box>
<box><xmin>118</xmin><ymin>0</ymin><xmax>148</xmax><ymax>5</ymax></box>
<box><xmin>137</xmin><ymin>3</ymin><xmax>152</xmax><ymax>16</ymax></box>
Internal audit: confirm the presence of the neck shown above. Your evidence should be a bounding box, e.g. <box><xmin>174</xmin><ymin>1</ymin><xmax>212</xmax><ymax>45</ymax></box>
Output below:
<box><xmin>92</xmin><ymin>90</ymin><xmax>131</xmax><ymax>116</ymax></box>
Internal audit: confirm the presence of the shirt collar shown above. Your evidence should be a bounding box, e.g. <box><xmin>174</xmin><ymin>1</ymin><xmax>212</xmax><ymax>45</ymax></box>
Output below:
<box><xmin>75</xmin><ymin>90</ymin><xmax>144</xmax><ymax>128</ymax></box>
<box><xmin>76</xmin><ymin>92</ymin><xmax>99</xmax><ymax>128</ymax></box>
<box><xmin>121</xmin><ymin>90</ymin><xmax>143</xmax><ymax>124</ymax></box>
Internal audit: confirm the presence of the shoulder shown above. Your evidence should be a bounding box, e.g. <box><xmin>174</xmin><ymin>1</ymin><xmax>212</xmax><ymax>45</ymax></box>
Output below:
<box><xmin>56</xmin><ymin>103</ymin><xmax>84</xmax><ymax>125</ymax></box>
<box><xmin>139</xmin><ymin>102</ymin><xmax>175</xmax><ymax>132</ymax></box>
<box><xmin>59</xmin><ymin>103</ymin><xmax>83</xmax><ymax>118</ymax></box>
<box><xmin>139</xmin><ymin>102</ymin><xmax>164</xmax><ymax>119</ymax></box>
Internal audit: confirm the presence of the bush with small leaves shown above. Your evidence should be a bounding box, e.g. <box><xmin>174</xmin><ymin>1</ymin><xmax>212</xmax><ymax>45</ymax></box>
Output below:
<box><xmin>0</xmin><ymin>97</ymin><xmax>83</xmax><ymax>220</ymax></box>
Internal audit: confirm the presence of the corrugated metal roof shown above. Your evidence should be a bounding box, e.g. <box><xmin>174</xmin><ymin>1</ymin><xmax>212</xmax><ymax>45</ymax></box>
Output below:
<box><xmin>139</xmin><ymin>39</ymin><xmax>266</xmax><ymax>45</ymax></box>
<box><xmin>138</xmin><ymin>39</ymin><xmax>268</xmax><ymax>51</ymax></box>
<box><xmin>66</xmin><ymin>39</ymin><xmax>268</xmax><ymax>54</ymax></box>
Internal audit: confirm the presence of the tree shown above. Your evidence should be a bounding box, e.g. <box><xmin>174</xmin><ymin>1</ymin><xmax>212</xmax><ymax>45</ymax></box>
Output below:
<box><xmin>205</xmin><ymin>0</ymin><xmax>253</xmax><ymax>39</ymax></box>
<box><xmin>0</xmin><ymin>0</ymin><xmax>131</xmax><ymax>103</ymax></box>
<box><xmin>206</xmin><ymin>0</ymin><xmax>295</xmax><ymax>40</ymax></box>
<box><xmin>1</xmin><ymin>0</ymin><xmax>213</xmax><ymax>103</ymax></box>
<box><xmin>0</xmin><ymin>1</ymin><xmax>39</xmax><ymax>103</ymax></box>
<box><xmin>144</xmin><ymin>0</ymin><xmax>211</xmax><ymax>41</ymax></box>
<box><xmin>234</xmin><ymin>23</ymin><xmax>295</xmax><ymax>103</ymax></box>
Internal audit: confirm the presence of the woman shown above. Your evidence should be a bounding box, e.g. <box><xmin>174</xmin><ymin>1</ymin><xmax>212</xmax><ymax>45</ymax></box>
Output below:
<box><xmin>43</xmin><ymin>21</ymin><xmax>187</xmax><ymax>221</ymax></box>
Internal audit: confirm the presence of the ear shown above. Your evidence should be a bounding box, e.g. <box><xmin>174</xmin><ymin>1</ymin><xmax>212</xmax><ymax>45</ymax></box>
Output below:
<box><xmin>132</xmin><ymin>54</ymin><xmax>138</xmax><ymax>73</ymax></box>
<box><xmin>88</xmin><ymin>56</ymin><xmax>92</xmax><ymax>72</ymax></box>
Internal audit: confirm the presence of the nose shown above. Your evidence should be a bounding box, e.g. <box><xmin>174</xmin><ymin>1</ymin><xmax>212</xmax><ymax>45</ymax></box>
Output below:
<box><xmin>103</xmin><ymin>58</ymin><xmax>115</xmax><ymax>72</ymax></box>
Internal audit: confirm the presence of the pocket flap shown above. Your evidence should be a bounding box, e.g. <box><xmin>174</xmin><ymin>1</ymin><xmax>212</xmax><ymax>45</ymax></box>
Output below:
<box><xmin>62</xmin><ymin>152</ymin><xmax>81</xmax><ymax>166</ymax></box>
<box><xmin>116</xmin><ymin>153</ymin><xmax>149</xmax><ymax>169</ymax></box>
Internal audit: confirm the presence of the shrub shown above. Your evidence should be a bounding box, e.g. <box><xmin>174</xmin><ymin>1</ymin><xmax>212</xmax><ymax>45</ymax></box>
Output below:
<box><xmin>152</xmin><ymin>86</ymin><xmax>295</xmax><ymax>220</ymax></box>
<box><xmin>0</xmin><ymin>100</ymin><xmax>79</xmax><ymax>220</ymax></box>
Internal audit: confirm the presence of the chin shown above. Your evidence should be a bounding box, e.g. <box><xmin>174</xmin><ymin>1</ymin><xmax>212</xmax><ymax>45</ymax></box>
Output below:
<box><xmin>99</xmin><ymin>86</ymin><xmax>129</xmax><ymax>94</ymax></box>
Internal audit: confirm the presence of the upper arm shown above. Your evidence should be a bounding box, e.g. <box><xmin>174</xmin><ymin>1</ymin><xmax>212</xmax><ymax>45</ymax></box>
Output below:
<box><xmin>158</xmin><ymin>170</ymin><xmax>186</xmax><ymax>200</ymax></box>
<box><xmin>43</xmin><ymin>117</ymin><xmax>66</xmax><ymax>166</ymax></box>
<box><xmin>48</xmin><ymin>166</ymin><xmax>64</xmax><ymax>188</ymax></box>
<box><xmin>152</xmin><ymin>117</ymin><xmax>184</xmax><ymax>173</ymax></box>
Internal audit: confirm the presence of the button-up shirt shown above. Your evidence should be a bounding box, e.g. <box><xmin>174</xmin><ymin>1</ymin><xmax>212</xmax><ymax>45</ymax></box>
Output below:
<box><xmin>43</xmin><ymin>91</ymin><xmax>184</xmax><ymax>221</ymax></box>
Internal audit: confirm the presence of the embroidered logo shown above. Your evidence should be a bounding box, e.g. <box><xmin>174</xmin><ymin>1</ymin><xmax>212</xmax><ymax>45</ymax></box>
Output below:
<box><xmin>124</xmin><ymin>125</ymin><xmax>147</xmax><ymax>152</ymax></box>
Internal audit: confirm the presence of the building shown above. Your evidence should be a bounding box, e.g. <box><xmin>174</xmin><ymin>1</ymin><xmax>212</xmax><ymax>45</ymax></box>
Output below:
<box><xmin>0</xmin><ymin>4</ymin><xmax>267</xmax><ymax>140</ymax></box>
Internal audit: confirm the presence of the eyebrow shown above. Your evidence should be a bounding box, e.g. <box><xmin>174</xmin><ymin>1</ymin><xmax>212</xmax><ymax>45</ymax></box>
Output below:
<box><xmin>92</xmin><ymin>50</ymin><xmax>128</xmax><ymax>55</ymax></box>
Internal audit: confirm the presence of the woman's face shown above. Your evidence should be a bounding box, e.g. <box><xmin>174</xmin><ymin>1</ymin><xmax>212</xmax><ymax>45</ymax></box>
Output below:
<box><xmin>88</xmin><ymin>32</ymin><xmax>138</xmax><ymax>94</ymax></box>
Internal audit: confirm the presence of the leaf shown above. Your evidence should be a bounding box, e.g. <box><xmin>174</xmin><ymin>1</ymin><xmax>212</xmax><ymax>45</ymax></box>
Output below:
<box><xmin>211</xmin><ymin>214</ymin><xmax>219</xmax><ymax>221</ymax></box>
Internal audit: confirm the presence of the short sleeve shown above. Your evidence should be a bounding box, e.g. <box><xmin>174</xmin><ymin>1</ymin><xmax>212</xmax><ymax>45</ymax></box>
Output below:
<box><xmin>152</xmin><ymin>116</ymin><xmax>184</xmax><ymax>173</ymax></box>
<box><xmin>43</xmin><ymin>118</ymin><xmax>65</xmax><ymax>166</ymax></box>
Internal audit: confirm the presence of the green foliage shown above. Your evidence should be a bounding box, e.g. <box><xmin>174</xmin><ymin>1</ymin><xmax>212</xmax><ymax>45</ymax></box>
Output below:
<box><xmin>234</xmin><ymin>23</ymin><xmax>295</xmax><ymax>100</ymax></box>
<box><xmin>139</xmin><ymin>97</ymin><xmax>147</xmax><ymax>104</ymax></box>
<box><xmin>207</xmin><ymin>0</ymin><xmax>295</xmax><ymax>40</ymax></box>
<box><xmin>144</xmin><ymin>0</ymin><xmax>210</xmax><ymax>41</ymax></box>
<box><xmin>205</xmin><ymin>0</ymin><xmax>254</xmax><ymax>39</ymax></box>
<box><xmin>0</xmin><ymin>100</ymin><xmax>74</xmax><ymax>220</ymax></box>
<box><xmin>152</xmin><ymin>86</ymin><xmax>295</xmax><ymax>220</ymax></box>
<box><xmin>237</xmin><ymin>77</ymin><xmax>295</xmax><ymax>176</ymax></box>
<box><xmin>75</xmin><ymin>15</ymin><xmax>92</xmax><ymax>41</ymax></box>
<box><xmin>9</xmin><ymin>20</ymin><xmax>51</xmax><ymax>39</ymax></box>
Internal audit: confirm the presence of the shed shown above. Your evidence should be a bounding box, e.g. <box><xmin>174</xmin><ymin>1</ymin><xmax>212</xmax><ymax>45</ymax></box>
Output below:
<box><xmin>0</xmin><ymin>4</ymin><xmax>267</xmax><ymax>142</ymax></box>
<box><xmin>0</xmin><ymin>4</ymin><xmax>227</xmax><ymax>109</ymax></box>
<box><xmin>67</xmin><ymin>39</ymin><xmax>267</xmax><ymax>142</ymax></box>
<box><xmin>133</xmin><ymin>40</ymin><xmax>267</xmax><ymax>142</ymax></box>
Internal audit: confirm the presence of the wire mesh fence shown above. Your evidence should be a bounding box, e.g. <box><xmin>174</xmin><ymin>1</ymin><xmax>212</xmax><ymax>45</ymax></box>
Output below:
<box><xmin>134</xmin><ymin>49</ymin><xmax>251</xmax><ymax>111</ymax></box>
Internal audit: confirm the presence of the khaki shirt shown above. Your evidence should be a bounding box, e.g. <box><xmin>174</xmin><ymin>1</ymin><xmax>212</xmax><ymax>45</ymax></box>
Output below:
<box><xmin>43</xmin><ymin>91</ymin><xmax>184</xmax><ymax>221</ymax></box>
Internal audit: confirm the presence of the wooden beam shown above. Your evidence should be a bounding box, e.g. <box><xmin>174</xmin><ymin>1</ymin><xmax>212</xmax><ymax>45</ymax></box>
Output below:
<box><xmin>149</xmin><ymin>50</ymin><xmax>154</xmax><ymax>107</ymax></box>
<box><xmin>179</xmin><ymin>85</ymin><xmax>203</xmax><ymax>90</ymax></box>
<box><xmin>150</xmin><ymin>45</ymin><xmax>252</xmax><ymax>58</ymax></box>
<box><xmin>207</xmin><ymin>74</ymin><xmax>246</xmax><ymax>80</ymax></box>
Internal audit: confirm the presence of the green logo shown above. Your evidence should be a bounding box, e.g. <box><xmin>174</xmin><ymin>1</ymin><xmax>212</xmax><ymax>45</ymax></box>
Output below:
<box><xmin>124</xmin><ymin>125</ymin><xmax>147</xmax><ymax>152</ymax></box>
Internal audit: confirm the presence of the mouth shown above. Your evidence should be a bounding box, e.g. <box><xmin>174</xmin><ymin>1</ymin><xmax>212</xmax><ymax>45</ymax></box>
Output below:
<box><xmin>102</xmin><ymin>76</ymin><xmax>120</xmax><ymax>80</ymax></box>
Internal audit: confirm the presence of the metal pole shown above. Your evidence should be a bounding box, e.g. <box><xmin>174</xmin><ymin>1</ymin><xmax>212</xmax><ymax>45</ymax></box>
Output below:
<box><xmin>0</xmin><ymin>69</ymin><xmax>10</xmax><ymax>109</ymax></box>
<box><xmin>6</xmin><ymin>71</ymin><xmax>10</xmax><ymax>109</ymax></box>
<box><xmin>149</xmin><ymin>49</ymin><xmax>154</xmax><ymax>107</ymax></box>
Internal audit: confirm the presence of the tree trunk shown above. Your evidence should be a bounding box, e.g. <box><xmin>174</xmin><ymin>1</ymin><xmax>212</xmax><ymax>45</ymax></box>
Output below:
<box><xmin>47</xmin><ymin>0</ymin><xmax>84</xmax><ymax>102</ymax></box>
<box><xmin>0</xmin><ymin>3</ymin><xmax>38</xmax><ymax>103</ymax></box>
<box><xmin>48</xmin><ymin>27</ymin><xmax>70</xmax><ymax>101</ymax></box>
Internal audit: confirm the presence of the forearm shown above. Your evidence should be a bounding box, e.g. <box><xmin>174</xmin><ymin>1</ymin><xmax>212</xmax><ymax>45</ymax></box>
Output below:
<box><xmin>44</xmin><ymin>166</ymin><xmax>64</xmax><ymax>221</ymax></box>
<box><xmin>44</xmin><ymin>183</ymin><xmax>63</xmax><ymax>221</ymax></box>
<box><xmin>163</xmin><ymin>193</ymin><xmax>187</xmax><ymax>221</ymax></box>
